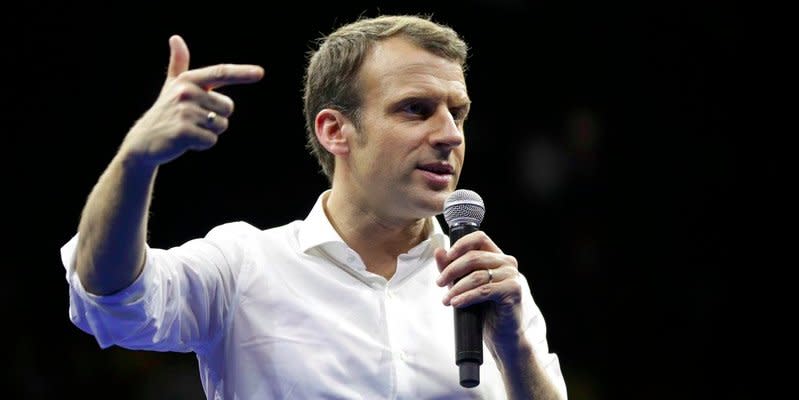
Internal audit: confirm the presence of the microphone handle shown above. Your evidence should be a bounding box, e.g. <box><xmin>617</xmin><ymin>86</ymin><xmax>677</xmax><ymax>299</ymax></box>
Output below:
<box><xmin>450</xmin><ymin>223</ymin><xmax>485</xmax><ymax>388</ymax></box>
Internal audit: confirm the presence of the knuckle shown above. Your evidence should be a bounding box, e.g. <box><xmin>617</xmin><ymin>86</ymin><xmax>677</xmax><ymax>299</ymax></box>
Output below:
<box><xmin>463</xmin><ymin>251</ymin><xmax>480</xmax><ymax>265</ymax></box>
<box><xmin>213</xmin><ymin>65</ymin><xmax>227</xmax><ymax>80</ymax></box>
<box><xmin>175</xmin><ymin>70</ymin><xmax>193</xmax><ymax>83</ymax></box>
<box><xmin>178</xmin><ymin>120</ymin><xmax>196</xmax><ymax>133</ymax></box>
<box><xmin>174</xmin><ymin>82</ymin><xmax>194</xmax><ymax>99</ymax></box>
<box><xmin>212</xmin><ymin>93</ymin><xmax>235</xmax><ymax>116</ymax></box>
<box><xmin>474</xmin><ymin>231</ymin><xmax>490</xmax><ymax>244</ymax></box>
<box><xmin>469</xmin><ymin>272</ymin><xmax>482</xmax><ymax>287</ymax></box>
<box><xmin>176</xmin><ymin>103</ymin><xmax>193</xmax><ymax>118</ymax></box>
<box><xmin>506</xmin><ymin>281</ymin><xmax>522</xmax><ymax>302</ymax></box>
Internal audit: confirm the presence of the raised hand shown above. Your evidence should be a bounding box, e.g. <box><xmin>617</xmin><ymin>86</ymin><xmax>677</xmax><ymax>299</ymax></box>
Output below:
<box><xmin>118</xmin><ymin>35</ymin><xmax>264</xmax><ymax>168</ymax></box>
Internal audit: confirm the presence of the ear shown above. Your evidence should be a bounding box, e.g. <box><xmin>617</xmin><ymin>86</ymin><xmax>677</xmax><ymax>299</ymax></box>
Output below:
<box><xmin>315</xmin><ymin>109</ymin><xmax>353</xmax><ymax>156</ymax></box>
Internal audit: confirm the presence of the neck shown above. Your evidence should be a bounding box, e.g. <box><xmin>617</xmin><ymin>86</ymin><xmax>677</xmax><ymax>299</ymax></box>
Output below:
<box><xmin>323</xmin><ymin>189</ymin><xmax>431</xmax><ymax>280</ymax></box>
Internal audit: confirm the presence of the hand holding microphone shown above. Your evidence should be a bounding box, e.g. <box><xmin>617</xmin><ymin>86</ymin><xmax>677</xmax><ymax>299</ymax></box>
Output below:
<box><xmin>441</xmin><ymin>189</ymin><xmax>486</xmax><ymax>388</ymax></box>
<box><xmin>436</xmin><ymin>189</ymin><xmax>524</xmax><ymax>388</ymax></box>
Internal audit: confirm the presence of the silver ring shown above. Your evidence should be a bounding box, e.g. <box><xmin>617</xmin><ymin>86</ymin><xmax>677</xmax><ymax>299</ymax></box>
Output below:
<box><xmin>486</xmin><ymin>269</ymin><xmax>494</xmax><ymax>283</ymax></box>
<box><xmin>206</xmin><ymin>111</ymin><xmax>217</xmax><ymax>124</ymax></box>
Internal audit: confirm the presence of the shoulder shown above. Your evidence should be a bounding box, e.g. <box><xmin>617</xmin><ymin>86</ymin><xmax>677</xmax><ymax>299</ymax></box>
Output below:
<box><xmin>196</xmin><ymin>220</ymin><xmax>304</xmax><ymax>272</ymax></box>
<box><xmin>205</xmin><ymin>221</ymin><xmax>263</xmax><ymax>239</ymax></box>
<box><xmin>204</xmin><ymin>220</ymin><xmax>303</xmax><ymax>246</ymax></box>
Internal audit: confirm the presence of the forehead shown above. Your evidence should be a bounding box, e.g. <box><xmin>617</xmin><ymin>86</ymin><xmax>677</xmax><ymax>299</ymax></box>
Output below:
<box><xmin>359</xmin><ymin>37</ymin><xmax>468</xmax><ymax>103</ymax></box>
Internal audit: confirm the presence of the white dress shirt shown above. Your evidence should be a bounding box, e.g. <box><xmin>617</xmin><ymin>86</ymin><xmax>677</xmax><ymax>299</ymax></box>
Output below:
<box><xmin>61</xmin><ymin>191</ymin><xmax>566</xmax><ymax>399</ymax></box>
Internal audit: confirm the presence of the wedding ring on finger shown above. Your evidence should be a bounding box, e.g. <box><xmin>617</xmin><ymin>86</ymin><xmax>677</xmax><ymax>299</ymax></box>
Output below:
<box><xmin>206</xmin><ymin>111</ymin><xmax>218</xmax><ymax>125</ymax></box>
<box><xmin>486</xmin><ymin>269</ymin><xmax>494</xmax><ymax>283</ymax></box>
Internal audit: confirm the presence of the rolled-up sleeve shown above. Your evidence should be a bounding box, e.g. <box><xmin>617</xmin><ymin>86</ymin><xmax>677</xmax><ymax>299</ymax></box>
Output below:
<box><xmin>60</xmin><ymin>222</ymin><xmax>255</xmax><ymax>354</ymax></box>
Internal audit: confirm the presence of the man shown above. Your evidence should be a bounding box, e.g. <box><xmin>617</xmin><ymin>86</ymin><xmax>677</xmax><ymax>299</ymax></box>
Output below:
<box><xmin>61</xmin><ymin>15</ymin><xmax>567</xmax><ymax>399</ymax></box>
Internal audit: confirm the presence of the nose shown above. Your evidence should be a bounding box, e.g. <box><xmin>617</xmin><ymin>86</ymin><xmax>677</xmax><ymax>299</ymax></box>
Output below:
<box><xmin>430</xmin><ymin>106</ymin><xmax>463</xmax><ymax>150</ymax></box>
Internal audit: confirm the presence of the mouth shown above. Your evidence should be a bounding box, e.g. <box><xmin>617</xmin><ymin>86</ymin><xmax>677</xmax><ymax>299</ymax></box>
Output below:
<box><xmin>416</xmin><ymin>162</ymin><xmax>455</xmax><ymax>189</ymax></box>
<box><xmin>417</xmin><ymin>162</ymin><xmax>455</xmax><ymax>175</ymax></box>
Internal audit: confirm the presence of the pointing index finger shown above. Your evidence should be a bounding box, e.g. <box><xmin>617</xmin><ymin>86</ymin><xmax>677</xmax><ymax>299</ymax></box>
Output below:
<box><xmin>182</xmin><ymin>64</ymin><xmax>265</xmax><ymax>90</ymax></box>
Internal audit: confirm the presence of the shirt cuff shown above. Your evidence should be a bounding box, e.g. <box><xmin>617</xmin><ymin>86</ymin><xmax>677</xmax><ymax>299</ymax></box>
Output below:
<box><xmin>60</xmin><ymin>232</ymin><xmax>154</xmax><ymax>305</ymax></box>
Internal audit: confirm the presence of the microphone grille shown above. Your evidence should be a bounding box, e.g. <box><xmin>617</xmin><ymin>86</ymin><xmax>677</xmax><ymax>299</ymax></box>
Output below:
<box><xmin>443</xmin><ymin>189</ymin><xmax>485</xmax><ymax>227</ymax></box>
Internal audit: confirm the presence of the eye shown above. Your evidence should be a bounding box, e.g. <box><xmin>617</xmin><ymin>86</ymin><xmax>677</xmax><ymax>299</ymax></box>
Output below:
<box><xmin>400</xmin><ymin>101</ymin><xmax>434</xmax><ymax>118</ymax></box>
<box><xmin>450</xmin><ymin>106</ymin><xmax>469</xmax><ymax>123</ymax></box>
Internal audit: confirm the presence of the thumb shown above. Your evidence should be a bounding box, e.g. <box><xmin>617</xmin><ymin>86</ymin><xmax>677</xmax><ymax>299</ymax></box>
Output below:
<box><xmin>434</xmin><ymin>248</ymin><xmax>448</xmax><ymax>273</ymax></box>
<box><xmin>166</xmin><ymin>34</ymin><xmax>190</xmax><ymax>79</ymax></box>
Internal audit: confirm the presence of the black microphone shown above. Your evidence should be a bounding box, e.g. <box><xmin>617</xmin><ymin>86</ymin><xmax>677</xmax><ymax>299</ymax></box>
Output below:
<box><xmin>443</xmin><ymin>189</ymin><xmax>486</xmax><ymax>388</ymax></box>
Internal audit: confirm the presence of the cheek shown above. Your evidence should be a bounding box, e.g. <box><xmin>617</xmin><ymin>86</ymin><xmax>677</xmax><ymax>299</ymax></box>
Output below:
<box><xmin>449</xmin><ymin>142</ymin><xmax>465</xmax><ymax>165</ymax></box>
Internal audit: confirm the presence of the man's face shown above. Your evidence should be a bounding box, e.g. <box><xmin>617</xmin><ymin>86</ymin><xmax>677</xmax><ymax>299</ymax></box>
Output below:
<box><xmin>345</xmin><ymin>36</ymin><xmax>470</xmax><ymax>221</ymax></box>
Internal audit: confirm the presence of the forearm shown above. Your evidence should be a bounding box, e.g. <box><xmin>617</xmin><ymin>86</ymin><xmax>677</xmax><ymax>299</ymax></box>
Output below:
<box><xmin>494</xmin><ymin>338</ymin><xmax>564</xmax><ymax>400</ymax></box>
<box><xmin>76</xmin><ymin>152</ymin><xmax>158</xmax><ymax>295</ymax></box>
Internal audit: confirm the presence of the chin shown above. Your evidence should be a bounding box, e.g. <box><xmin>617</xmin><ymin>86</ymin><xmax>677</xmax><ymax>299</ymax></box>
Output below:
<box><xmin>404</xmin><ymin>178</ymin><xmax>457</xmax><ymax>215</ymax></box>
<box><xmin>427</xmin><ymin>190</ymin><xmax>451</xmax><ymax>214</ymax></box>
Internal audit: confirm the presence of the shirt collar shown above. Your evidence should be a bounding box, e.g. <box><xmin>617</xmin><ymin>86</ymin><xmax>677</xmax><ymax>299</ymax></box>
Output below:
<box><xmin>298</xmin><ymin>190</ymin><xmax>448</xmax><ymax>256</ymax></box>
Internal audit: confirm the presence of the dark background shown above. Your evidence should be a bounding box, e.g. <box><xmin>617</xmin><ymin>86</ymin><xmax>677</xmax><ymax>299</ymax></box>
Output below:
<box><xmin>8</xmin><ymin>1</ymin><xmax>758</xmax><ymax>399</ymax></box>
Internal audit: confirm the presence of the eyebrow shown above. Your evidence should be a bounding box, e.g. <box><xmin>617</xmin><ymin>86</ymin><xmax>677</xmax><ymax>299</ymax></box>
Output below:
<box><xmin>390</xmin><ymin>87</ymin><xmax>471</xmax><ymax>107</ymax></box>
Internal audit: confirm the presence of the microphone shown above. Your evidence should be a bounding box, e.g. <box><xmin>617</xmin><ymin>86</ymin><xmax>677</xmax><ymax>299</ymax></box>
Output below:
<box><xmin>443</xmin><ymin>189</ymin><xmax>486</xmax><ymax>388</ymax></box>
